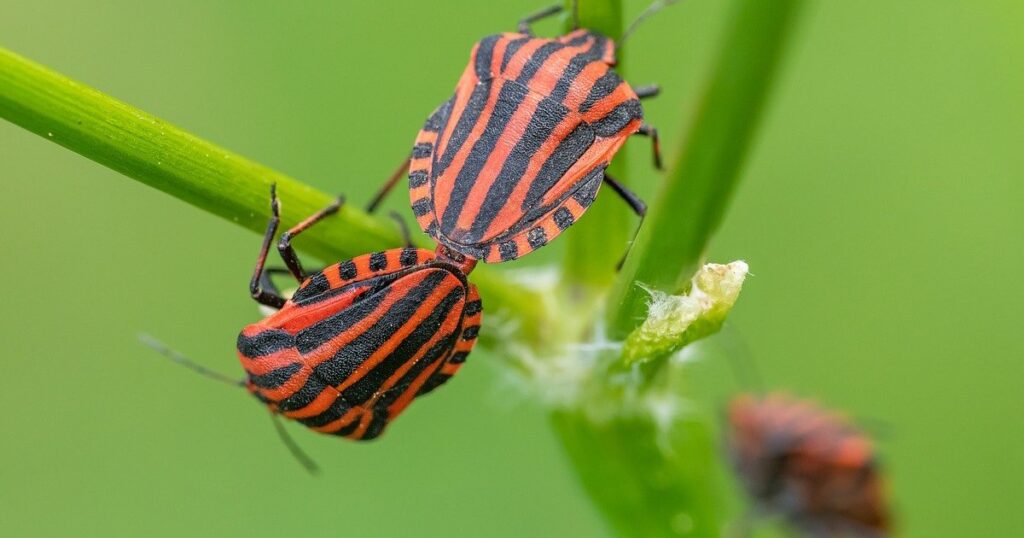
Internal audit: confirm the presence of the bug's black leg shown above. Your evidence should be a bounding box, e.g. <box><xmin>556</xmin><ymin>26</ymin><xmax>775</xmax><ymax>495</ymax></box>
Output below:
<box><xmin>634</xmin><ymin>84</ymin><xmax>661</xmax><ymax>100</ymax></box>
<box><xmin>278</xmin><ymin>195</ymin><xmax>346</xmax><ymax>283</ymax></box>
<box><xmin>603</xmin><ymin>173</ymin><xmax>647</xmax><ymax>217</ymax></box>
<box><xmin>388</xmin><ymin>211</ymin><xmax>415</xmax><ymax>248</ymax></box>
<box><xmin>250</xmin><ymin>185</ymin><xmax>287</xmax><ymax>309</ymax></box>
<box><xmin>604</xmin><ymin>173</ymin><xmax>647</xmax><ymax>270</ymax></box>
<box><xmin>635</xmin><ymin>123</ymin><xmax>663</xmax><ymax>170</ymax></box>
<box><xmin>365</xmin><ymin>154</ymin><xmax>412</xmax><ymax>214</ymax></box>
<box><xmin>518</xmin><ymin>4</ymin><xmax>563</xmax><ymax>35</ymax></box>
<box><xmin>258</xmin><ymin>267</ymin><xmax>323</xmax><ymax>299</ymax></box>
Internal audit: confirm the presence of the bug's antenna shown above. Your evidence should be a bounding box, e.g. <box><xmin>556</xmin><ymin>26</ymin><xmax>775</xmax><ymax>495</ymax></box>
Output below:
<box><xmin>270</xmin><ymin>411</ymin><xmax>320</xmax><ymax>475</ymax></box>
<box><xmin>621</xmin><ymin>0</ymin><xmax>685</xmax><ymax>44</ymax></box>
<box><xmin>139</xmin><ymin>333</ymin><xmax>244</xmax><ymax>387</ymax></box>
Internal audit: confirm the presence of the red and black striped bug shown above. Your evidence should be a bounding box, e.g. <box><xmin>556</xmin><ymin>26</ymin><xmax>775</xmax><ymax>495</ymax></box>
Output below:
<box><xmin>368</xmin><ymin>4</ymin><xmax>663</xmax><ymax>263</ymax></box>
<box><xmin>239</xmin><ymin>186</ymin><xmax>482</xmax><ymax>442</ymax></box>
<box><xmin>726</xmin><ymin>393</ymin><xmax>892</xmax><ymax>538</ymax></box>
<box><xmin>148</xmin><ymin>185</ymin><xmax>481</xmax><ymax>457</ymax></box>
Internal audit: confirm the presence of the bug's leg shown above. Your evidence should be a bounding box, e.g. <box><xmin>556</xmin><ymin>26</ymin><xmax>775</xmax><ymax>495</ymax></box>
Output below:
<box><xmin>604</xmin><ymin>173</ymin><xmax>647</xmax><ymax>270</ymax></box>
<box><xmin>635</xmin><ymin>123</ymin><xmax>663</xmax><ymax>170</ymax></box>
<box><xmin>250</xmin><ymin>185</ymin><xmax>288</xmax><ymax>309</ymax></box>
<box><xmin>365</xmin><ymin>154</ymin><xmax>412</xmax><ymax>214</ymax></box>
<box><xmin>518</xmin><ymin>4</ymin><xmax>563</xmax><ymax>35</ymax></box>
<box><xmin>388</xmin><ymin>211</ymin><xmax>415</xmax><ymax>248</ymax></box>
<box><xmin>634</xmin><ymin>84</ymin><xmax>661</xmax><ymax>100</ymax></box>
<box><xmin>269</xmin><ymin>411</ymin><xmax>319</xmax><ymax>475</ymax></box>
<box><xmin>603</xmin><ymin>173</ymin><xmax>647</xmax><ymax>217</ymax></box>
<box><xmin>278</xmin><ymin>195</ymin><xmax>346</xmax><ymax>283</ymax></box>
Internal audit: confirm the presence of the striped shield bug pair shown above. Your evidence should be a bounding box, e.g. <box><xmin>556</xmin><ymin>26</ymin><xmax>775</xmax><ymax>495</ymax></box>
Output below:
<box><xmin>147</xmin><ymin>3</ymin><xmax>682</xmax><ymax>466</ymax></box>
<box><xmin>726</xmin><ymin>393</ymin><xmax>892</xmax><ymax>538</ymax></box>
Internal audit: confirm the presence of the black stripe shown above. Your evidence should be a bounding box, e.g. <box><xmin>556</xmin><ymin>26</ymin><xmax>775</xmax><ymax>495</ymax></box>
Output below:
<box><xmin>500</xmin><ymin>36</ymin><xmax>531</xmax><ymax>72</ymax></box>
<box><xmin>461</xmin><ymin>326</ymin><xmax>480</xmax><ymax>340</ymax></box>
<box><xmin>248</xmin><ymin>362</ymin><xmax>301</xmax><ymax>390</ymax></box>
<box><xmin>571</xmin><ymin>167</ymin><xmax>604</xmax><ymax>207</ymax></box>
<box><xmin>408</xmin><ymin>170</ymin><xmax>428</xmax><ymax>188</ymax></box>
<box><xmin>520</xmin><ymin>122</ymin><xmax>596</xmax><ymax>212</ymax></box>
<box><xmin>291</xmin><ymin>272</ymin><xmax>330</xmax><ymax>303</ymax></box>
<box><xmin>312</xmin><ymin>270</ymin><xmax>450</xmax><ymax>387</ymax></box>
<box><xmin>554</xmin><ymin>207</ymin><xmax>574</xmax><ymax>230</ymax></box>
<box><xmin>375</xmin><ymin>334</ymin><xmax>458</xmax><ymax>409</ymax></box>
<box><xmin>464</xmin><ymin>299</ymin><xmax>482</xmax><ymax>316</ymax></box>
<box><xmin>411</xmin><ymin>143</ymin><xmax>433</xmax><ymax>159</ymax></box>
<box><xmin>441</xmin><ymin>81</ymin><xmax>530</xmax><ymax>235</ymax></box>
<box><xmin>565</xmin><ymin>33</ymin><xmax>591</xmax><ymax>47</ymax></box>
<box><xmin>415</xmin><ymin>373</ymin><xmax>452</xmax><ymax>396</ymax></box>
<box><xmin>463</xmin><ymin>94</ymin><xmax>569</xmax><ymax>242</ymax></box>
<box><xmin>474</xmin><ymin>34</ymin><xmax>500</xmax><ymax>80</ymax></box>
<box><xmin>294</xmin><ymin>278</ymin><xmax>397</xmax><ymax>354</ymax></box>
<box><xmin>277</xmin><ymin>375</ymin><xmax>329</xmax><ymax>412</ymax></box>
<box><xmin>412</xmin><ymin>198</ymin><xmax>431</xmax><ymax>217</ymax></box>
<box><xmin>579</xmin><ymin>70</ymin><xmax>622</xmax><ymax>113</ymax></box>
<box><xmin>516</xmin><ymin>41</ymin><xmax>564</xmax><ymax>84</ymax></box>
<box><xmin>369</xmin><ymin>252</ymin><xmax>387</xmax><ymax>271</ymax></box>
<box><xmin>422</xmin><ymin>97</ymin><xmax>454</xmax><ymax>133</ymax></box>
<box><xmin>399</xmin><ymin>248</ymin><xmax>419</xmax><ymax>267</ymax></box>
<box><xmin>237</xmin><ymin>329</ymin><xmax>294</xmax><ymax>358</ymax></box>
<box><xmin>592</xmin><ymin>99</ymin><xmax>643</xmax><ymax>137</ymax></box>
<box><xmin>435</xmin><ymin>82</ymin><xmax>492</xmax><ymax>178</ymax></box>
<box><xmin>527</xmin><ymin>227</ymin><xmax>548</xmax><ymax>249</ymax></box>
<box><xmin>498</xmin><ymin>241</ymin><xmax>518</xmax><ymax>261</ymax></box>
<box><xmin>338</xmin><ymin>260</ymin><xmax>357</xmax><ymax>281</ymax></box>
<box><xmin>358</xmin><ymin>409</ymin><xmax>390</xmax><ymax>440</ymax></box>
<box><xmin>330</xmin><ymin>415</ymin><xmax>363</xmax><ymax>437</ymax></box>
<box><xmin>449</xmin><ymin>351</ymin><xmax>470</xmax><ymax>364</ymax></box>
<box><xmin>297</xmin><ymin>398</ymin><xmax>350</xmax><ymax>428</ymax></box>
<box><xmin>340</xmin><ymin>284</ymin><xmax>465</xmax><ymax>405</ymax></box>
<box><xmin>550</xmin><ymin>36</ymin><xmax>607</xmax><ymax>102</ymax></box>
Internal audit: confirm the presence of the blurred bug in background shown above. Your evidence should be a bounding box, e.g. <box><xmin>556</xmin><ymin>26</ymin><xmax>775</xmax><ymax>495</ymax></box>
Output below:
<box><xmin>726</xmin><ymin>393</ymin><xmax>892</xmax><ymax>538</ymax></box>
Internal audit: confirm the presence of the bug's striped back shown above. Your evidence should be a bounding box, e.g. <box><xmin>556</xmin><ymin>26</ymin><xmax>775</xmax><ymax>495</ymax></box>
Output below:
<box><xmin>728</xmin><ymin>394</ymin><xmax>891</xmax><ymax>537</ymax></box>
<box><xmin>411</xmin><ymin>29</ymin><xmax>644</xmax><ymax>263</ymax></box>
<box><xmin>237</xmin><ymin>248</ymin><xmax>480</xmax><ymax>440</ymax></box>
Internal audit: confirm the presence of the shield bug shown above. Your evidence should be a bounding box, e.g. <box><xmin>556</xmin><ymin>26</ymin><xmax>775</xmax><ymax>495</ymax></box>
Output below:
<box><xmin>149</xmin><ymin>186</ymin><xmax>481</xmax><ymax>450</ymax></box>
<box><xmin>727</xmin><ymin>393</ymin><xmax>892</xmax><ymax>538</ymax></box>
<box><xmin>369</xmin><ymin>4</ymin><xmax>662</xmax><ymax>263</ymax></box>
<box><xmin>240</xmin><ymin>186</ymin><xmax>482</xmax><ymax>442</ymax></box>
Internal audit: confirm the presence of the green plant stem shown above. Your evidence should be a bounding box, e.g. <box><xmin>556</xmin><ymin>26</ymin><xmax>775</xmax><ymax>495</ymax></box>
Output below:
<box><xmin>0</xmin><ymin>47</ymin><xmax>547</xmax><ymax>346</ymax></box>
<box><xmin>607</xmin><ymin>0</ymin><xmax>805</xmax><ymax>338</ymax></box>
<box><xmin>560</xmin><ymin>0</ymin><xmax>631</xmax><ymax>295</ymax></box>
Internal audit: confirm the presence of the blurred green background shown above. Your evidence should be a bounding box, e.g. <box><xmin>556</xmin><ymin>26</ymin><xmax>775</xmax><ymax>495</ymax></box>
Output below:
<box><xmin>2</xmin><ymin>1</ymin><xmax>1021</xmax><ymax>536</ymax></box>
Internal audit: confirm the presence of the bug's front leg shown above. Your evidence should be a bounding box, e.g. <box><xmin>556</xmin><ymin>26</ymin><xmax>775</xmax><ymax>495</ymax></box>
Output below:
<box><xmin>250</xmin><ymin>185</ymin><xmax>287</xmax><ymax>309</ymax></box>
<box><xmin>277</xmin><ymin>195</ymin><xmax>346</xmax><ymax>283</ymax></box>
<box><xmin>635</xmin><ymin>123</ymin><xmax>663</xmax><ymax>170</ymax></box>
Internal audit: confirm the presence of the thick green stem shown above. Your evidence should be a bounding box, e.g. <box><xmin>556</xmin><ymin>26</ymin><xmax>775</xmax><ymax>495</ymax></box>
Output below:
<box><xmin>0</xmin><ymin>47</ymin><xmax>547</xmax><ymax>347</ymax></box>
<box><xmin>560</xmin><ymin>0</ymin><xmax>631</xmax><ymax>294</ymax></box>
<box><xmin>607</xmin><ymin>0</ymin><xmax>805</xmax><ymax>338</ymax></box>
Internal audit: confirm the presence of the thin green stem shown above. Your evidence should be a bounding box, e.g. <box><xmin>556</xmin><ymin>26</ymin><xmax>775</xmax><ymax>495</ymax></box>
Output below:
<box><xmin>560</xmin><ymin>0</ymin><xmax>631</xmax><ymax>294</ymax></box>
<box><xmin>0</xmin><ymin>47</ymin><xmax>547</xmax><ymax>346</ymax></box>
<box><xmin>607</xmin><ymin>0</ymin><xmax>805</xmax><ymax>338</ymax></box>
